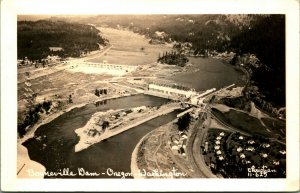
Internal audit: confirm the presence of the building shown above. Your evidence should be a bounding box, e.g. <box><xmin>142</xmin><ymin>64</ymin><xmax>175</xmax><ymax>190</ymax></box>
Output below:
<box><xmin>49</xmin><ymin>47</ymin><xmax>64</xmax><ymax>52</ymax></box>
<box><xmin>178</xmin><ymin>147</ymin><xmax>186</xmax><ymax>156</ymax></box>
<box><xmin>148</xmin><ymin>83</ymin><xmax>197</xmax><ymax>99</ymax></box>
<box><xmin>46</xmin><ymin>55</ymin><xmax>61</xmax><ymax>63</ymax></box>
<box><xmin>85</xmin><ymin>62</ymin><xmax>137</xmax><ymax>73</ymax></box>
<box><xmin>204</xmin><ymin>141</ymin><xmax>209</xmax><ymax>152</ymax></box>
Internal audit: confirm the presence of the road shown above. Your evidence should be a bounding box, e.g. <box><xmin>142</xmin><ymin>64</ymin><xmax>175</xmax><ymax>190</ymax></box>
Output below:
<box><xmin>186</xmin><ymin>111</ymin><xmax>218</xmax><ymax>178</ymax></box>
<box><xmin>82</xmin><ymin>44</ymin><xmax>113</xmax><ymax>62</ymax></box>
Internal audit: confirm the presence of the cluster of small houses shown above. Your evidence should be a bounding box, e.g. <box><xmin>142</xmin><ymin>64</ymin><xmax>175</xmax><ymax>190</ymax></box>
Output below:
<box><xmin>204</xmin><ymin>132</ymin><xmax>286</xmax><ymax>169</ymax></box>
<box><xmin>175</xmin><ymin>17</ymin><xmax>195</xmax><ymax>23</ymax></box>
<box><xmin>204</xmin><ymin>132</ymin><xmax>226</xmax><ymax>162</ymax></box>
<box><xmin>18</xmin><ymin>55</ymin><xmax>62</xmax><ymax>67</ymax></box>
<box><xmin>168</xmin><ymin>131</ymin><xmax>188</xmax><ymax>156</ymax></box>
<box><xmin>17</xmin><ymin>47</ymin><xmax>65</xmax><ymax>67</ymax></box>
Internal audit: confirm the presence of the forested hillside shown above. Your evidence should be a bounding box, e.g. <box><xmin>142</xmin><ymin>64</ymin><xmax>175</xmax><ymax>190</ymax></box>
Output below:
<box><xmin>64</xmin><ymin>14</ymin><xmax>248</xmax><ymax>54</ymax></box>
<box><xmin>18</xmin><ymin>20</ymin><xmax>107</xmax><ymax>60</ymax></box>
<box><xmin>230</xmin><ymin>15</ymin><xmax>285</xmax><ymax>107</ymax></box>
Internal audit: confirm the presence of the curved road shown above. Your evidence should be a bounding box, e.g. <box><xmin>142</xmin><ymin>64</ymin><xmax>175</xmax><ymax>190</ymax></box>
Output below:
<box><xmin>187</xmin><ymin>118</ymin><xmax>218</xmax><ymax>178</ymax></box>
<box><xmin>187</xmin><ymin>104</ymin><xmax>252</xmax><ymax>178</ymax></box>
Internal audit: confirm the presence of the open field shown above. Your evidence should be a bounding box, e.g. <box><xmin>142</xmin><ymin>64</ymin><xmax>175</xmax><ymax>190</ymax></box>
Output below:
<box><xmin>18</xmin><ymin>70</ymin><xmax>113</xmax><ymax>102</ymax></box>
<box><xmin>210</xmin><ymin>107</ymin><xmax>284</xmax><ymax>139</ymax></box>
<box><xmin>261</xmin><ymin>118</ymin><xmax>286</xmax><ymax>139</ymax></box>
<box><xmin>17</xmin><ymin>67</ymin><xmax>136</xmax><ymax>135</ymax></box>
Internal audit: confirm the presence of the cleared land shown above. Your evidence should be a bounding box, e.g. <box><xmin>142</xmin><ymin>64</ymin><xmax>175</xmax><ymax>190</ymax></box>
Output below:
<box><xmin>210</xmin><ymin>107</ymin><xmax>285</xmax><ymax>139</ymax></box>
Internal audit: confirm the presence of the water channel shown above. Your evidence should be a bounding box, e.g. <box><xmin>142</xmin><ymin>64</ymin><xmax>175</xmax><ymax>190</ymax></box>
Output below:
<box><xmin>23</xmin><ymin>94</ymin><xmax>177</xmax><ymax>178</ymax></box>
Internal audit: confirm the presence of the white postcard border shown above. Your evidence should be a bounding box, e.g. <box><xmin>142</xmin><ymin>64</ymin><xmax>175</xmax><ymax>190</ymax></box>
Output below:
<box><xmin>1</xmin><ymin>0</ymin><xmax>299</xmax><ymax>191</ymax></box>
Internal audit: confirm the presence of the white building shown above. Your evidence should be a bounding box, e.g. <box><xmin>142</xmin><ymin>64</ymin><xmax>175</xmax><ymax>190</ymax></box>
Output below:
<box><xmin>85</xmin><ymin>62</ymin><xmax>137</xmax><ymax>73</ymax></box>
<box><xmin>148</xmin><ymin>83</ymin><xmax>197</xmax><ymax>99</ymax></box>
<box><xmin>49</xmin><ymin>47</ymin><xmax>63</xmax><ymax>52</ymax></box>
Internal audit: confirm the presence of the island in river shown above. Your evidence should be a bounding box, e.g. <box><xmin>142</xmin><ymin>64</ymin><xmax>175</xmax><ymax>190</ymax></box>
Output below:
<box><xmin>75</xmin><ymin>103</ymin><xmax>181</xmax><ymax>152</ymax></box>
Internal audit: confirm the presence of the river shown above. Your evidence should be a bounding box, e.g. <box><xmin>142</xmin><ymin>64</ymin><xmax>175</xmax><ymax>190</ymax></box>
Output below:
<box><xmin>168</xmin><ymin>57</ymin><xmax>246</xmax><ymax>91</ymax></box>
<box><xmin>23</xmin><ymin>94</ymin><xmax>177</xmax><ymax>178</ymax></box>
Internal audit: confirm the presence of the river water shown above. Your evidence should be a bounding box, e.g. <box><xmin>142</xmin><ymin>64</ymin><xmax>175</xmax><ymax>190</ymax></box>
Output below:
<box><xmin>168</xmin><ymin>57</ymin><xmax>246</xmax><ymax>91</ymax></box>
<box><xmin>23</xmin><ymin>94</ymin><xmax>177</xmax><ymax>178</ymax></box>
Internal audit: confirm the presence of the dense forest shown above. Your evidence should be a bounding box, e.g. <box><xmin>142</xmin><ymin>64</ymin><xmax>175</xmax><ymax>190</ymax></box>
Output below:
<box><xmin>17</xmin><ymin>20</ymin><xmax>107</xmax><ymax>60</ymax></box>
<box><xmin>230</xmin><ymin>15</ymin><xmax>285</xmax><ymax>107</ymax></box>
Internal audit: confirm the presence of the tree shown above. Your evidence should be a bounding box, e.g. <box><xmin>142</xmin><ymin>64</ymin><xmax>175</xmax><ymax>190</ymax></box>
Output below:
<box><xmin>95</xmin><ymin>89</ymin><xmax>100</xmax><ymax>97</ymax></box>
<box><xmin>42</xmin><ymin>100</ymin><xmax>52</xmax><ymax>113</ymax></box>
<box><xmin>102</xmin><ymin>121</ymin><xmax>109</xmax><ymax>130</ymax></box>
<box><xmin>68</xmin><ymin>94</ymin><xmax>73</xmax><ymax>103</ymax></box>
<box><xmin>177</xmin><ymin>113</ymin><xmax>191</xmax><ymax>131</ymax></box>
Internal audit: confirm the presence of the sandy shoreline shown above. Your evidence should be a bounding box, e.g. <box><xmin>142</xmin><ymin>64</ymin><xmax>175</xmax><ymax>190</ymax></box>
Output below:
<box><xmin>17</xmin><ymin>144</ymin><xmax>46</xmax><ymax>178</ymax></box>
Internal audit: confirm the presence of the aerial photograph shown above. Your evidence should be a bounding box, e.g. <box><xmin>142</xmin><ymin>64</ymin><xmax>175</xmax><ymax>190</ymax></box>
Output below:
<box><xmin>16</xmin><ymin>14</ymin><xmax>286</xmax><ymax>179</ymax></box>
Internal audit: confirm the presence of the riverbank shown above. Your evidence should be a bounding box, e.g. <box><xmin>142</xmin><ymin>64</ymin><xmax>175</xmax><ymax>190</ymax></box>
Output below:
<box><xmin>130</xmin><ymin>134</ymin><xmax>148</xmax><ymax>179</ymax></box>
<box><xmin>17</xmin><ymin>144</ymin><xmax>46</xmax><ymax>178</ymax></box>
